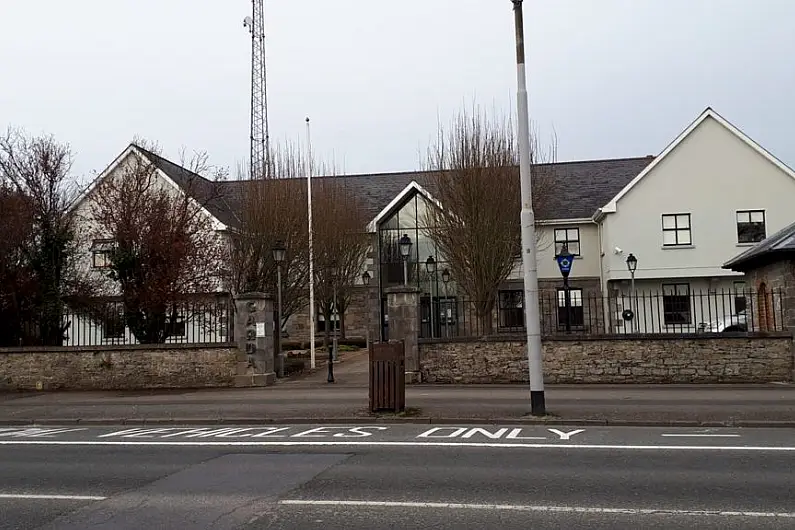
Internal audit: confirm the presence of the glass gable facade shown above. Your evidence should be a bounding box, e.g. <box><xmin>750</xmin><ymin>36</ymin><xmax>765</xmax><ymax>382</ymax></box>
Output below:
<box><xmin>377</xmin><ymin>191</ymin><xmax>457</xmax><ymax>339</ymax></box>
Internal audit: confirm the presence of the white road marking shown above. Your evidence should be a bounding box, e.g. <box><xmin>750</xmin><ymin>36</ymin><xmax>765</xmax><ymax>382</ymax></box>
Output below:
<box><xmin>0</xmin><ymin>494</ymin><xmax>106</xmax><ymax>501</ymax></box>
<box><xmin>0</xmin><ymin>440</ymin><xmax>794</xmax><ymax>451</ymax></box>
<box><xmin>662</xmin><ymin>434</ymin><xmax>741</xmax><ymax>438</ymax></box>
<box><xmin>0</xmin><ymin>428</ymin><xmax>87</xmax><ymax>438</ymax></box>
<box><xmin>278</xmin><ymin>499</ymin><xmax>795</xmax><ymax>518</ymax></box>
<box><xmin>549</xmin><ymin>429</ymin><xmax>585</xmax><ymax>440</ymax></box>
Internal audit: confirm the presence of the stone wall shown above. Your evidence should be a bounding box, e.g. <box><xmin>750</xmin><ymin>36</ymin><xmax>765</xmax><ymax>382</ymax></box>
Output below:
<box><xmin>419</xmin><ymin>334</ymin><xmax>794</xmax><ymax>384</ymax></box>
<box><xmin>0</xmin><ymin>344</ymin><xmax>239</xmax><ymax>391</ymax></box>
<box><xmin>283</xmin><ymin>286</ymin><xmax>370</xmax><ymax>343</ymax></box>
<box><xmin>744</xmin><ymin>259</ymin><xmax>795</xmax><ymax>333</ymax></box>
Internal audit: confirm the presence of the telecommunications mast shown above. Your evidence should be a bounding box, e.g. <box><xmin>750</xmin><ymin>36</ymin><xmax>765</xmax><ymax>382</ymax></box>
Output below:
<box><xmin>243</xmin><ymin>0</ymin><xmax>270</xmax><ymax>179</ymax></box>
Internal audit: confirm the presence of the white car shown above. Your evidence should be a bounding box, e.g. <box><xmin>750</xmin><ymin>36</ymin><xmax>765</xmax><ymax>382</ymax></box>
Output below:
<box><xmin>699</xmin><ymin>310</ymin><xmax>748</xmax><ymax>332</ymax></box>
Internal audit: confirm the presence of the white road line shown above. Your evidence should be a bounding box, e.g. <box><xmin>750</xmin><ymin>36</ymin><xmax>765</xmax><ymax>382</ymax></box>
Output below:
<box><xmin>278</xmin><ymin>499</ymin><xmax>795</xmax><ymax>518</ymax></box>
<box><xmin>0</xmin><ymin>440</ymin><xmax>794</xmax><ymax>451</ymax></box>
<box><xmin>0</xmin><ymin>494</ymin><xmax>106</xmax><ymax>501</ymax></box>
<box><xmin>662</xmin><ymin>434</ymin><xmax>741</xmax><ymax>438</ymax></box>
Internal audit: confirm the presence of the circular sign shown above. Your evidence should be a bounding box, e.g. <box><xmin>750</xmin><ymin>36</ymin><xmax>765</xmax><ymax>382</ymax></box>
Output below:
<box><xmin>622</xmin><ymin>309</ymin><xmax>634</xmax><ymax>321</ymax></box>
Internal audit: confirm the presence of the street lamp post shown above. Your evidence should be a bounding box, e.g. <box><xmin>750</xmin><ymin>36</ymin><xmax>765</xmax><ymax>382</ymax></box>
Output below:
<box><xmin>328</xmin><ymin>263</ymin><xmax>338</xmax><ymax>383</ymax></box>
<box><xmin>555</xmin><ymin>243</ymin><xmax>575</xmax><ymax>333</ymax></box>
<box><xmin>512</xmin><ymin>0</ymin><xmax>546</xmax><ymax>416</ymax></box>
<box><xmin>272</xmin><ymin>240</ymin><xmax>286</xmax><ymax>378</ymax></box>
<box><xmin>398</xmin><ymin>234</ymin><xmax>412</xmax><ymax>286</ymax></box>
<box><xmin>425</xmin><ymin>256</ymin><xmax>437</xmax><ymax>339</ymax></box>
<box><xmin>362</xmin><ymin>271</ymin><xmax>371</xmax><ymax>350</ymax></box>
<box><xmin>441</xmin><ymin>268</ymin><xmax>450</xmax><ymax>338</ymax></box>
<box><xmin>626</xmin><ymin>253</ymin><xmax>638</xmax><ymax>333</ymax></box>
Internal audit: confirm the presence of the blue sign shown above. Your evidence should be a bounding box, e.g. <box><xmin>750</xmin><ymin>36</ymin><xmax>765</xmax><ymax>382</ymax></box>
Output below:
<box><xmin>556</xmin><ymin>254</ymin><xmax>573</xmax><ymax>275</ymax></box>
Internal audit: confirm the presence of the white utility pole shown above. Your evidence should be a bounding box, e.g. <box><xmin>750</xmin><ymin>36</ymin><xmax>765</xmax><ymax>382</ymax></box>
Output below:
<box><xmin>306</xmin><ymin>117</ymin><xmax>316</xmax><ymax>369</ymax></box>
<box><xmin>512</xmin><ymin>0</ymin><xmax>545</xmax><ymax>416</ymax></box>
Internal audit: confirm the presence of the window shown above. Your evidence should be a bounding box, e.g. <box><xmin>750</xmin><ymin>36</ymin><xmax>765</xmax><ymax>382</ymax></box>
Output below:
<box><xmin>557</xmin><ymin>288</ymin><xmax>584</xmax><ymax>329</ymax></box>
<box><xmin>733</xmin><ymin>281</ymin><xmax>747</xmax><ymax>314</ymax></box>
<box><xmin>101</xmin><ymin>303</ymin><xmax>125</xmax><ymax>340</ymax></box>
<box><xmin>91</xmin><ymin>239</ymin><xmax>114</xmax><ymax>269</ymax></box>
<box><xmin>498</xmin><ymin>290</ymin><xmax>524</xmax><ymax>329</ymax></box>
<box><xmin>662</xmin><ymin>283</ymin><xmax>691</xmax><ymax>325</ymax></box>
<box><xmin>662</xmin><ymin>214</ymin><xmax>692</xmax><ymax>246</ymax></box>
<box><xmin>165</xmin><ymin>318</ymin><xmax>186</xmax><ymax>338</ymax></box>
<box><xmin>554</xmin><ymin>228</ymin><xmax>580</xmax><ymax>256</ymax></box>
<box><xmin>736</xmin><ymin>210</ymin><xmax>766</xmax><ymax>243</ymax></box>
<box><xmin>379</xmin><ymin>230</ymin><xmax>409</xmax><ymax>285</ymax></box>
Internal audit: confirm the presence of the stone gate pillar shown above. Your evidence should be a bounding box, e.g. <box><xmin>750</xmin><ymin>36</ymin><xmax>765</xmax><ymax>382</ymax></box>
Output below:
<box><xmin>234</xmin><ymin>292</ymin><xmax>276</xmax><ymax>387</ymax></box>
<box><xmin>386</xmin><ymin>285</ymin><xmax>420</xmax><ymax>383</ymax></box>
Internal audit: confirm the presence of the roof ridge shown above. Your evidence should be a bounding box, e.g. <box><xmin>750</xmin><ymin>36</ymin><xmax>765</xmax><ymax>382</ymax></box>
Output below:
<box><xmin>225</xmin><ymin>155</ymin><xmax>655</xmax><ymax>183</ymax></box>
<box><xmin>132</xmin><ymin>143</ymin><xmax>213</xmax><ymax>184</ymax></box>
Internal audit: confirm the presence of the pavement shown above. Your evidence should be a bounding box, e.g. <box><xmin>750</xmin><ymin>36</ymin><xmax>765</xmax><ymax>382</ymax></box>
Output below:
<box><xmin>1</xmin><ymin>351</ymin><xmax>795</xmax><ymax>427</ymax></box>
<box><xmin>2</xmin><ymin>423</ymin><xmax>795</xmax><ymax>529</ymax></box>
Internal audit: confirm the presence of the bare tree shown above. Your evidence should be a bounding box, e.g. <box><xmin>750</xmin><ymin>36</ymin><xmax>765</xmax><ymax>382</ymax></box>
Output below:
<box><xmin>0</xmin><ymin>128</ymin><xmax>87</xmax><ymax>346</ymax></box>
<box><xmin>312</xmin><ymin>174</ymin><xmax>370</xmax><ymax>345</ymax></box>
<box><xmin>0</xmin><ymin>185</ymin><xmax>36</xmax><ymax>346</ymax></box>
<box><xmin>423</xmin><ymin>107</ymin><xmax>556</xmax><ymax>334</ymax></box>
<box><xmin>89</xmin><ymin>142</ymin><xmax>227</xmax><ymax>343</ymax></box>
<box><xmin>230</xmin><ymin>141</ymin><xmax>310</xmax><ymax>327</ymax></box>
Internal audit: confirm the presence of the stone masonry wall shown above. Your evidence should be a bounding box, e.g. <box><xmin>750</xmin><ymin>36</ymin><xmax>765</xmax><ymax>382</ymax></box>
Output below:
<box><xmin>0</xmin><ymin>344</ymin><xmax>239</xmax><ymax>391</ymax></box>
<box><xmin>283</xmin><ymin>287</ymin><xmax>369</xmax><ymax>344</ymax></box>
<box><xmin>745</xmin><ymin>259</ymin><xmax>795</xmax><ymax>333</ymax></box>
<box><xmin>419</xmin><ymin>335</ymin><xmax>794</xmax><ymax>384</ymax></box>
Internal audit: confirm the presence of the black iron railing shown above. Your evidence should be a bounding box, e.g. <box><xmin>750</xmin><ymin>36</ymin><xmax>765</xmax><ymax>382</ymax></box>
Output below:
<box><xmin>4</xmin><ymin>297</ymin><xmax>233</xmax><ymax>347</ymax></box>
<box><xmin>417</xmin><ymin>289</ymin><xmax>786</xmax><ymax>339</ymax></box>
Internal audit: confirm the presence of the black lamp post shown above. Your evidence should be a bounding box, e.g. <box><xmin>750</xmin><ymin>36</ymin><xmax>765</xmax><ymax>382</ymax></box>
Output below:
<box><xmin>441</xmin><ymin>268</ymin><xmax>450</xmax><ymax>338</ymax></box>
<box><xmin>272</xmin><ymin>240</ymin><xmax>286</xmax><ymax>377</ymax></box>
<box><xmin>555</xmin><ymin>243</ymin><xmax>575</xmax><ymax>333</ymax></box>
<box><xmin>425</xmin><ymin>256</ymin><xmax>437</xmax><ymax>338</ymax></box>
<box><xmin>328</xmin><ymin>263</ymin><xmax>339</xmax><ymax>383</ymax></box>
<box><xmin>398</xmin><ymin>234</ymin><xmax>412</xmax><ymax>285</ymax></box>
<box><xmin>626</xmin><ymin>253</ymin><xmax>638</xmax><ymax>332</ymax></box>
<box><xmin>362</xmin><ymin>271</ymin><xmax>371</xmax><ymax>349</ymax></box>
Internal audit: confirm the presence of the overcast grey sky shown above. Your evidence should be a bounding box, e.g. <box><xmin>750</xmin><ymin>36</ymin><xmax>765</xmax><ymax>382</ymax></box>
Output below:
<box><xmin>2</xmin><ymin>0</ymin><xmax>794</xmax><ymax>181</ymax></box>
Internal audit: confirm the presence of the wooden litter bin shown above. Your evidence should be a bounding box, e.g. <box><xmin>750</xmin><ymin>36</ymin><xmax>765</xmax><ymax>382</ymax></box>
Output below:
<box><xmin>369</xmin><ymin>340</ymin><xmax>406</xmax><ymax>413</ymax></box>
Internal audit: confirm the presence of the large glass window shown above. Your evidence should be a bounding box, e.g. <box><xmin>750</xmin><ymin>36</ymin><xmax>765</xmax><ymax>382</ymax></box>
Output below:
<box><xmin>378</xmin><ymin>191</ymin><xmax>451</xmax><ymax>340</ymax></box>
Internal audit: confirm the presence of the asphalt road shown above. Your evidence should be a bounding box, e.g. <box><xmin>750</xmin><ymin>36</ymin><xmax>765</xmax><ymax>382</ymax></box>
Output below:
<box><xmin>4</xmin><ymin>384</ymin><xmax>795</xmax><ymax>425</ymax></box>
<box><xmin>2</xmin><ymin>424</ymin><xmax>795</xmax><ymax>529</ymax></box>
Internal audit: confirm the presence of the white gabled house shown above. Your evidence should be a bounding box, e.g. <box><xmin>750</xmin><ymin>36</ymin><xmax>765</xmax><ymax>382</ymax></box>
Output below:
<box><xmin>593</xmin><ymin>108</ymin><xmax>795</xmax><ymax>332</ymax></box>
<box><xmin>63</xmin><ymin>144</ymin><xmax>233</xmax><ymax>346</ymax></box>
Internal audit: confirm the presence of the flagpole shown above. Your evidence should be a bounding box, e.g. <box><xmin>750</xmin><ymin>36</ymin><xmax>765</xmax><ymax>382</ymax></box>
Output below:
<box><xmin>306</xmin><ymin>117</ymin><xmax>316</xmax><ymax>369</ymax></box>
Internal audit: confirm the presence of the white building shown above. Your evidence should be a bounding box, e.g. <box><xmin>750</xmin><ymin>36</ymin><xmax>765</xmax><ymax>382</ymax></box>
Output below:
<box><xmin>64</xmin><ymin>107</ymin><xmax>795</xmax><ymax>344</ymax></box>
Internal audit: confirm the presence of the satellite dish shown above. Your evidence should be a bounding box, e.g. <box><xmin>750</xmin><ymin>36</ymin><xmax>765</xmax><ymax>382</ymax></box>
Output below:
<box><xmin>243</xmin><ymin>16</ymin><xmax>253</xmax><ymax>29</ymax></box>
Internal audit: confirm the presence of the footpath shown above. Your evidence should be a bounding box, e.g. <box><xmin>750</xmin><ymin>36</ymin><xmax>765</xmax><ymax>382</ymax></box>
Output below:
<box><xmin>1</xmin><ymin>351</ymin><xmax>794</xmax><ymax>427</ymax></box>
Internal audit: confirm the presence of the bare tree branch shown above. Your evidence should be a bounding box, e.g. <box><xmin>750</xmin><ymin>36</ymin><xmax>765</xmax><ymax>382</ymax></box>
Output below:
<box><xmin>0</xmin><ymin>127</ymin><xmax>88</xmax><ymax>345</ymax></box>
<box><xmin>230</xmin><ymin>141</ymin><xmax>310</xmax><ymax>324</ymax></box>
<box><xmin>312</xmin><ymin>173</ymin><xmax>370</xmax><ymax>342</ymax></box>
<box><xmin>423</xmin><ymin>106</ymin><xmax>557</xmax><ymax>333</ymax></box>
<box><xmin>88</xmin><ymin>143</ymin><xmax>227</xmax><ymax>343</ymax></box>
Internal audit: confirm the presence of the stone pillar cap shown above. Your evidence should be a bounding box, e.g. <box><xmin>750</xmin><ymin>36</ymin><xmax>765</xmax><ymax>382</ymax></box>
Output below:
<box><xmin>235</xmin><ymin>292</ymin><xmax>273</xmax><ymax>300</ymax></box>
<box><xmin>385</xmin><ymin>286</ymin><xmax>421</xmax><ymax>294</ymax></box>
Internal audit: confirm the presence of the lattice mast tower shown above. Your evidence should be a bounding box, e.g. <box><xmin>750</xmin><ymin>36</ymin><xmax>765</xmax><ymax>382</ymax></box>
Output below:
<box><xmin>244</xmin><ymin>0</ymin><xmax>270</xmax><ymax>179</ymax></box>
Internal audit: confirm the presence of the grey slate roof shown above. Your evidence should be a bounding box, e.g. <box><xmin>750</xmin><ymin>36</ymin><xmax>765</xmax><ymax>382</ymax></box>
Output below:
<box><xmin>723</xmin><ymin>220</ymin><xmax>795</xmax><ymax>271</ymax></box>
<box><xmin>134</xmin><ymin>144</ymin><xmax>242</xmax><ymax>228</ymax></box>
<box><xmin>141</xmin><ymin>147</ymin><xmax>654</xmax><ymax>228</ymax></box>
